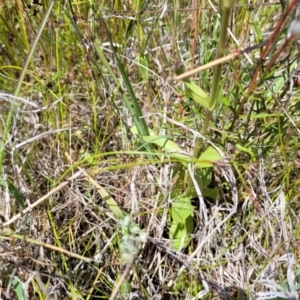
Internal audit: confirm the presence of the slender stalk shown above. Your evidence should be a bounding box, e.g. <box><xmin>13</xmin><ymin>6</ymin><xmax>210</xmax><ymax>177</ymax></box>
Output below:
<box><xmin>186</xmin><ymin>1</ymin><xmax>235</xmax><ymax>196</ymax></box>
<box><xmin>200</xmin><ymin>1</ymin><xmax>234</xmax><ymax>142</ymax></box>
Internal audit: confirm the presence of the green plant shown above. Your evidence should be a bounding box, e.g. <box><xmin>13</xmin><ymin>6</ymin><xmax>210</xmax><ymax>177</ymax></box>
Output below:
<box><xmin>0</xmin><ymin>1</ymin><xmax>299</xmax><ymax>299</ymax></box>
<box><xmin>12</xmin><ymin>277</ymin><xmax>28</xmax><ymax>300</ymax></box>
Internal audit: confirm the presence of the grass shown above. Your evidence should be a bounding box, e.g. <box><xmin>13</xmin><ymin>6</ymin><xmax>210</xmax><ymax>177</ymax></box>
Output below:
<box><xmin>0</xmin><ymin>0</ymin><xmax>300</xmax><ymax>299</ymax></box>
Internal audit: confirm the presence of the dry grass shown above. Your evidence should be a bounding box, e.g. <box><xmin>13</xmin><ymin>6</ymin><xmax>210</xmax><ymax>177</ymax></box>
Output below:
<box><xmin>0</xmin><ymin>1</ymin><xmax>299</xmax><ymax>299</ymax></box>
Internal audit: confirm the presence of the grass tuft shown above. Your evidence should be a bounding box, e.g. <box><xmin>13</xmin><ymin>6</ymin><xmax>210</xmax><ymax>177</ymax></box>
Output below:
<box><xmin>0</xmin><ymin>1</ymin><xmax>299</xmax><ymax>299</ymax></box>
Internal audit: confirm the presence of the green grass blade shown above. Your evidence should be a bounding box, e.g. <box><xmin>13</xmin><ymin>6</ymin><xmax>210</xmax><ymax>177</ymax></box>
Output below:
<box><xmin>94</xmin><ymin>42</ymin><xmax>152</xmax><ymax>151</ymax></box>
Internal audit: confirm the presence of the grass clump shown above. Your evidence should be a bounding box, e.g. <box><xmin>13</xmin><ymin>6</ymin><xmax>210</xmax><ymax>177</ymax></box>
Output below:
<box><xmin>0</xmin><ymin>0</ymin><xmax>299</xmax><ymax>299</ymax></box>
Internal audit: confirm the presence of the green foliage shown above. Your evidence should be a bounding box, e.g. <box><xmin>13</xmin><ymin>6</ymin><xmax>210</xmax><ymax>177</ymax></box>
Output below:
<box><xmin>131</xmin><ymin>126</ymin><xmax>222</xmax><ymax>168</ymax></box>
<box><xmin>183</xmin><ymin>79</ymin><xmax>212</xmax><ymax>110</ymax></box>
<box><xmin>138</xmin><ymin>54</ymin><xmax>149</xmax><ymax>82</ymax></box>
<box><xmin>197</xmin><ymin>146</ymin><xmax>223</xmax><ymax>168</ymax></box>
<box><xmin>0</xmin><ymin>178</ymin><xmax>25</xmax><ymax>210</ymax></box>
<box><xmin>131</xmin><ymin>126</ymin><xmax>222</xmax><ymax>250</ymax></box>
<box><xmin>0</xmin><ymin>1</ymin><xmax>299</xmax><ymax>299</ymax></box>
<box><xmin>170</xmin><ymin>194</ymin><xmax>194</xmax><ymax>251</ymax></box>
<box><xmin>235</xmin><ymin>144</ymin><xmax>255</xmax><ymax>161</ymax></box>
<box><xmin>12</xmin><ymin>278</ymin><xmax>28</xmax><ymax>300</ymax></box>
<box><xmin>94</xmin><ymin>42</ymin><xmax>152</xmax><ymax>151</ymax></box>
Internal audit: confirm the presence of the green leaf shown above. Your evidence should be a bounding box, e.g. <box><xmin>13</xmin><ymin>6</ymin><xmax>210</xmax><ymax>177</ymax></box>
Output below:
<box><xmin>171</xmin><ymin>194</ymin><xmax>194</xmax><ymax>222</ymax></box>
<box><xmin>170</xmin><ymin>214</ymin><xmax>194</xmax><ymax>251</ymax></box>
<box><xmin>244</xmin><ymin>113</ymin><xmax>284</xmax><ymax>118</ymax></box>
<box><xmin>195</xmin><ymin>146</ymin><xmax>223</xmax><ymax>168</ymax></box>
<box><xmin>94</xmin><ymin>42</ymin><xmax>152</xmax><ymax>152</ymax></box>
<box><xmin>266</xmin><ymin>60</ymin><xmax>296</xmax><ymax>98</ymax></box>
<box><xmin>131</xmin><ymin>126</ymin><xmax>181</xmax><ymax>152</ymax></box>
<box><xmin>144</xmin><ymin>135</ymin><xmax>192</xmax><ymax>162</ymax></box>
<box><xmin>221</xmin><ymin>96</ymin><xmax>231</xmax><ymax>107</ymax></box>
<box><xmin>142</xmin><ymin>135</ymin><xmax>182</xmax><ymax>152</ymax></box>
<box><xmin>236</xmin><ymin>144</ymin><xmax>255</xmax><ymax>160</ymax></box>
<box><xmin>95</xmin><ymin>184</ymin><xmax>124</xmax><ymax>219</ymax></box>
<box><xmin>12</xmin><ymin>278</ymin><xmax>28</xmax><ymax>300</ymax></box>
<box><xmin>0</xmin><ymin>177</ymin><xmax>25</xmax><ymax>209</ymax></box>
<box><xmin>202</xmin><ymin>187</ymin><xmax>218</xmax><ymax>200</ymax></box>
<box><xmin>183</xmin><ymin>79</ymin><xmax>211</xmax><ymax>110</ymax></box>
<box><xmin>170</xmin><ymin>194</ymin><xmax>194</xmax><ymax>250</ymax></box>
<box><xmin>265</xmin><ymin>75</ymin><xmax>284</xmax><ymax>97</ymax></box>
<box><xmin>133</xmin><ymin>0</ymin><xmax>141</xmax><ymax>11</ymax></box>
<box><xmin>199</xmin><ymin>168</ymin><xmax>214</xmax><ymax>187</ymax></box>
<box><xmin>131</xmin><ymin>126</ymin><xmax>190</xmax><ymax>161</ymax></box>
<box><xmin>138</xmin><ymin>55</ymin><xmax>149</xmax><ymax>82</ymax></box>
<box><xmin>170</xmin><ymin>165</ymin><xmax>187</xmax><ymax>198</ymax></box>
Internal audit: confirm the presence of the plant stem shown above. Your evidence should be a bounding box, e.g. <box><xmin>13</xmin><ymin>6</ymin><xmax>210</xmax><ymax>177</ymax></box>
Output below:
<box><xmin>186</xmin><ymin>1</ymin><xmax>234</xmax><ymax>196</ymax></box>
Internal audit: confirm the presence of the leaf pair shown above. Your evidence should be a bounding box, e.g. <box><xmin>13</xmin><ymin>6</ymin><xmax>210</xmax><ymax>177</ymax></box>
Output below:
<box><xmin>131</xmin><ymin>126</ymin><xmax>222</xmax><ymax>168</ymax></box>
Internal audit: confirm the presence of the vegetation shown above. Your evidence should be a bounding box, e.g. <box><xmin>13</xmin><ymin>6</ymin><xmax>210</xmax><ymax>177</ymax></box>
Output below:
<box><xmin>0</xmin><ymin>0</ymin><xmax>299</xmax><ymax>299</ymax></box>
